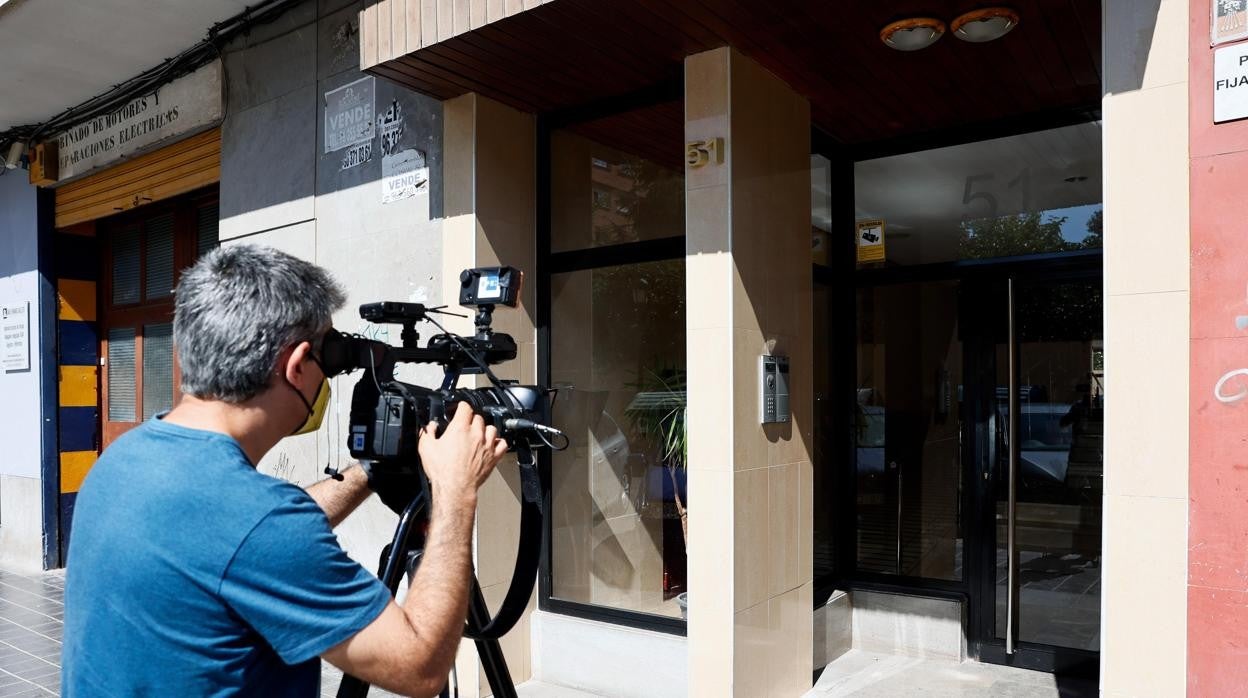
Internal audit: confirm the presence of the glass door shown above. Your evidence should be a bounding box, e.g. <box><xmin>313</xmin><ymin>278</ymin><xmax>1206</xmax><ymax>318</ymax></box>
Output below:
<box><xmin>854</xmin><ymin>280</ymin><xmax>965</xmax><ymax>583</ymax></box>
<box><xmin>973</xmin><ymin>275</ymin><xmax>1103</xmax><ymax>673</ymax></box>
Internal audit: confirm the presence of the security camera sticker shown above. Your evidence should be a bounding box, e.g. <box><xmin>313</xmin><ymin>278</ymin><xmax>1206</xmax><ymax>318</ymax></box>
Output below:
<box><xmin>856</xmin><ymin>219</ymin><xmax>886</xmax><ymax>264</ymax></box>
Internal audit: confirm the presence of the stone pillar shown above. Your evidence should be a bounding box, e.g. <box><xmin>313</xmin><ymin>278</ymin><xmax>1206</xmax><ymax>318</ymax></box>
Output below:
<box><xmin>1100</xmin><ymin>1</ymin><xmax>1189</xmax><ymax>695</ymax></box>
<box><xmin>443</xmin><ymin>92</ymin><xmax>537</xmax><ymax>696</ymax></box>
<box><xmin>684</xmin><ymin>47</ymin><xmax>813</xmax><ymax>697</ymax></box>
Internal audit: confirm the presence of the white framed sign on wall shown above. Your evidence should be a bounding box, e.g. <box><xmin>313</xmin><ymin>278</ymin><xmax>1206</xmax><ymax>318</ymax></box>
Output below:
<box><xmin>2</xmin><ymin>302</ymin><xmax>31</xmax><ymax>373</ymax></box>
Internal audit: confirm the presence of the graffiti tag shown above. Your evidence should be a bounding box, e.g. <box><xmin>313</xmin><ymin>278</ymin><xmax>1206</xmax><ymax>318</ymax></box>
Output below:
<box><xmin>1213</xmin><ymin>285</ymin><xmax>1248</xmax><ymax>404</ymax></box>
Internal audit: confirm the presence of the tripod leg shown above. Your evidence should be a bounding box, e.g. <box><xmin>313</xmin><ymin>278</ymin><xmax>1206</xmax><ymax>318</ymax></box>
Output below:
<box><xmin>338</xmin><ymin>496</ymin><xmax>429</xmax><ymax>698</ymax></box>
<box><xmin>469</xmin><ymin>578</ymin><xmax>517</xmax><ymax>698</ymax></box>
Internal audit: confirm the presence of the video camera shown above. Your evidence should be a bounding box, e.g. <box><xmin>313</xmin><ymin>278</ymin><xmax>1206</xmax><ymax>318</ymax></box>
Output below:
<box><xmin>324</xmin><ymin>267</ymin><xmax>563</xmax><ymax>698</ymax></box>
<box><xmin>318</xmin><ymin>266</ymin><xmax>565</xmax><ymax>468</ymax></box>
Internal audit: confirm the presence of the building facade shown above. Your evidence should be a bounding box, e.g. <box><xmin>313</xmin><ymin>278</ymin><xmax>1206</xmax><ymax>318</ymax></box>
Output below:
<box><xmin>0</xmin><ymin>0</ymin><xmax>1236</xmax><ymax>694</ymax></box>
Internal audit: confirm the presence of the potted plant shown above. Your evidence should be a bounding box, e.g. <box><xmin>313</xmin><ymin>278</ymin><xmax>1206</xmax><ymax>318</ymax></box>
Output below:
<box><xmin>624</xmin><ymin>367</ymin><xmax>689</xmax><ymax>618</ymax></box>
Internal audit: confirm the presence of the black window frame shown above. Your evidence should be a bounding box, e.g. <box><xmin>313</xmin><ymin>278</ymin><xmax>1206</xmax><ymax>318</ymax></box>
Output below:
<box><xmin>537</xmin><ymin>79</ymin><xmax>689</xmax><ymax>637</ymax></box>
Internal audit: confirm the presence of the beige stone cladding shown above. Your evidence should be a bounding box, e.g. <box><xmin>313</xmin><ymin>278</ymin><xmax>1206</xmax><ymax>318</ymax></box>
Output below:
<box><xmin>1101</xmin><ymin>0</ymin><xmax>1189</xmax><ymax>695</ymax></box>
<box><xmin>443</xmin><ymin>92</ymin><xmax>538</xmax><ymax>696</ymax></box>
<box><xmin>685</xmin><ymin>46</ymin><xmax>814</xmax><ymax>697</ymax></box>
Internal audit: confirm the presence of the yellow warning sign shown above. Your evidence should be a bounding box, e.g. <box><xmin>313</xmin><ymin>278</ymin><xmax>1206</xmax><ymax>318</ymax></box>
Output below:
<box><xmin>856</xmin><ymin>219</ymin><xmax>886</xmax><ymax>264</ymax></box>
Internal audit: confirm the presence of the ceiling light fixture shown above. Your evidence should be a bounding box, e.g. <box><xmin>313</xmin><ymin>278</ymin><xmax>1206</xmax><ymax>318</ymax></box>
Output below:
<box><xmin>880</xmin><ymin>17</ymin><xmax>947</xmax><ymax>52</ymax></box>
<box><xmin>951</xmin><ymin>7</ymin><xmax>1019</xmax><ymax>43</ymax></box>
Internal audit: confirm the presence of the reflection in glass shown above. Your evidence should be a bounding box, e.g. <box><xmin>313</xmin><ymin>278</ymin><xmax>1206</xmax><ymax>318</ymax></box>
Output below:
<box><xmin>551</xmin><ymin>102</ymin><xmax>685</xmax><ymax>253</ymax></box>
<box><xmin>854</xmin><ymin>122</ymin><xmax>1102</xmax><ymax>266</ymax></box>
<box><xmin>550</xmin><ymin>260</ymin><xmax>687</xmax><ymax>618</ymax></box>
<box><xmin>855</xmin><ymin>282</ymin><xmax>963</xmax><ymax>580</ymax></box>
<box><xmin>548</xmin><ymin>102</ymin><xmax>687</xmax><ymax>619</ymax></box>
<box><xmin>995</xmin><ymin>281</ymin><xmax>1103</xmax><ymax>651</ymax></box>
<box><xmin>811</xmin><ymin>154</ymin><xmax>833</xmax><ymax>267</ymax></box>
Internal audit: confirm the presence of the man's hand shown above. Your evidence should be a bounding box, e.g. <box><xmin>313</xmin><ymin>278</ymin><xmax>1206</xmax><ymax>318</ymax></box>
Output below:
<box><xmin>323</xmin><ymin>402</ymin><xmax>509</xmax><ymax>696</ymax></box>
<box><xmin>418</xmin><ymin>402</ymin><xmax>508</xmax><ymax>506</ymax></box>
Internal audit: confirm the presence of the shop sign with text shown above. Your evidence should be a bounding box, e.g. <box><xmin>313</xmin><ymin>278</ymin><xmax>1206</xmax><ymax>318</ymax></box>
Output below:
<box><xmin>50</xmin><ymin>61</ymin><xmax>223</xmax><ymax>182</ymax></box>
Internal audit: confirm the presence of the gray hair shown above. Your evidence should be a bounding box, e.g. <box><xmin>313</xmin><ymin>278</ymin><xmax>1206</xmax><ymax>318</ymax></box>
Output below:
<box><xmin>175</xmin><ymin>244</ymin><xmax>346</xmax><ymax>403</ymax></box>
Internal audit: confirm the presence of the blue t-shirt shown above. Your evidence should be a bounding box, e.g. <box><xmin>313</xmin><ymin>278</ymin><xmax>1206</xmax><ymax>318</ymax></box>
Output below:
<box><xmin>63</xmin><ymin>417</ymin><xmax>391</xmax><ymax>697</ymax></box>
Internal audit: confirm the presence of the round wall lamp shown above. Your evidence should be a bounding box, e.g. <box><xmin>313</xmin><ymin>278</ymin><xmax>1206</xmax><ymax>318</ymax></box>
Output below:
<box><xmin>951</xmin><ymin>7</ymin><xmax>1019</xmax><ymax>43</ymax></box>
<box><xmin>880</xmin><ymin>17</ymin><xmax>947</xmax><ymax>52</ymax></box>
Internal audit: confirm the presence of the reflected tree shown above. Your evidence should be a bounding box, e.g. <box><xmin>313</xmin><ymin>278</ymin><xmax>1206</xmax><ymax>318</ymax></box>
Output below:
<box><xmin>958</xmin><ymin>207</ymin><xmax>1102</xmax><ymax>259</ymax></box>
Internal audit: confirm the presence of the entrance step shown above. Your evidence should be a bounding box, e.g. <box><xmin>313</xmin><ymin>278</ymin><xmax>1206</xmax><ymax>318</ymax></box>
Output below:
<box><xmin>850</xmin><ymin>591</ymin><xmax>966</xmax><ymax>662</ymax></box>
<box><xmin>807</xmin><ymin>650</ymin><xmax>1095</xmax><ymax>697</ymax></box>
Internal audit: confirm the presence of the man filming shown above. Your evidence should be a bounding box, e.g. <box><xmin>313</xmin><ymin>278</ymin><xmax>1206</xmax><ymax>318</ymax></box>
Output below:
<box><xmin>62</xmin><ymin>244</ymin><xmax>506</xmax><ymax>696</ymax></box>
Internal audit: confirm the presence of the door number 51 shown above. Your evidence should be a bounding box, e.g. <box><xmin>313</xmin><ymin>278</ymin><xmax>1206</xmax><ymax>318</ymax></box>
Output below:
<box><xmin>686</xmin><ymin>137</ymin><xmax>724</xmax><ymax>168</ymax></box>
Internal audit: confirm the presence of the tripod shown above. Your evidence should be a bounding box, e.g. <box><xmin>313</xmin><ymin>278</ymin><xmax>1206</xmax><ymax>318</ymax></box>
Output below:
<box><xmin>336</xmin><ymin>493</ymin><xmax>519</xmax><ymax>698</ymax></box>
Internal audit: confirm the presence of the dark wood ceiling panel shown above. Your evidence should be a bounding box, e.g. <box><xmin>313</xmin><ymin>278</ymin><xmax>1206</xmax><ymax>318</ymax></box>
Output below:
<box><xmin>365</xmin><ymin>0</ymin><xmax>1102</xmax><ymax>147</ymax></box>
<box><xmin>1041</xmin><ymin>1</ymin><xmax>1101</xmax><ymax>89</ymax></box>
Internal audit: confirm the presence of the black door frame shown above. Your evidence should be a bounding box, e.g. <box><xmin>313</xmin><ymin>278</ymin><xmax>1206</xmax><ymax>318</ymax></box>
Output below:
<box><xmin>812</xmin><ymin>106</ymin><xmax>1106</xmax><ymax>677</ymax></box>
<box><xmin>822</xmin><ymin>252</ymin><xmax>1102</xmax><ymax>675</ymax></box>
<box><xmin>963</xmin><ymin>263</ymin><xmax>1103</xmax><ymax>677</ymax></box>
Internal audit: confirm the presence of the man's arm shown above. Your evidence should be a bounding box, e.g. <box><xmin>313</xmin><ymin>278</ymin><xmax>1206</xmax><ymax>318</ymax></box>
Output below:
<box><xmin>305</xmin><ymin>464</ymin><xmax>372</xmax><ymax>528</ymax></box>
<box><xmin>321</xmin><ymin>404</ymin><xmax>505</xmax><ymax>697</ymax></box>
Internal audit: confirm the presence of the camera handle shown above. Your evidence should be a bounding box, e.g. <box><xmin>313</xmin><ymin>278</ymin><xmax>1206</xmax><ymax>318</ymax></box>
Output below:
<box><xmin>336</xmin><ymin>445</ymin><xmax>545</xmax><ymax>698</ymax></box>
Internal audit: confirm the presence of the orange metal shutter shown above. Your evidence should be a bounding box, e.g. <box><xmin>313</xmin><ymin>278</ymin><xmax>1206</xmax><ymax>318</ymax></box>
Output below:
<box><xmin>54</xmin><ymin>128</ymin><xmax>221</xmax><ymax>229</ymax></box>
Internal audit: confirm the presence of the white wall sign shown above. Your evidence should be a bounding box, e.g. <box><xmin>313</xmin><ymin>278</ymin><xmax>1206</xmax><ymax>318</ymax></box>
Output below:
<box><xmin>325</xmin><ymin>76</ymin><xmax>376</xmax><ymax>153</ymax></box>
<box><xmin>1215</xmin><ymin>42</ymin><xmax>1248</xmax><ymax>122</ymax></box>
<box><xmin>51</xmin><ymin>61</ymin><xmax>223</xmax><ymax>182</ymax></box>
<box><xmin>2</xmin><ymin>303</ymin><xmax>30</xmax><ymax>373</ymax></box>
<box><xmin>381</xmin><ymin>149</ymin><xmax>428</xmax><ymax>204</ymax></box>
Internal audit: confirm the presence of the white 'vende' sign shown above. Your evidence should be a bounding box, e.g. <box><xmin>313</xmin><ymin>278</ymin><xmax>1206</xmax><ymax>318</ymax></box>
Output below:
<box><xmin>381</xmin><ymin>149</ymin><xmax>429</xmax><ymax>205</ymax></box>
<box><xmin>2</xmin><ymin>303</ymin><xmax>30</xmax><ymax>373</ymax></box>
<box><xmin>1215</xmin><ymin>42</ymin><xmax>1248</xmax><ymax>123</ymax></box>
<box><xmin>51</xmin><ymin>61</ymin><xmax>224</xmax><ymax>182</ymax></box>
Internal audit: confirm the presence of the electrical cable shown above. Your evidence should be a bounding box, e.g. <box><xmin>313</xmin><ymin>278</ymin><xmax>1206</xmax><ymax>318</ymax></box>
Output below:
<box><xmin>1</xmin><ymin>0</ymin><xmax>304</xmax><ymax>151</ymax></box>
<box><xmin>421</xmin><ymin>313</ymin><xmax>543</xmax><ymax>416</ymax></box>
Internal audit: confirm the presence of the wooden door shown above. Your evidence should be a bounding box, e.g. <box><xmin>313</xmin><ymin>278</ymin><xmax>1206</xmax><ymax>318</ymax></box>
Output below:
<box><xmin>99</xmin><ymin>189</ymin><xmax>218</xmax><ymax>447</ymax></box>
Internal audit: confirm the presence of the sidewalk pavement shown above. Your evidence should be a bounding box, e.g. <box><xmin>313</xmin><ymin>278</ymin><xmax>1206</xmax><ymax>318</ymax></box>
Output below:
<box><xmin>0</xmin><ymin>564</ymin><xmax>404</xmax><ymax>697</ymax></box>
<box><xmin>0</xmin><ymin>564</ymin><xmax>591</xmax><ymax>698</ymax></box>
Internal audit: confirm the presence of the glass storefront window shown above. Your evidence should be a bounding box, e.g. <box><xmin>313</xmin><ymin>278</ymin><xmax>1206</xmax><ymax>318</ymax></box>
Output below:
<box><xmin>547</xmin><ymin>103</ymin><xmax>687</xmax><ymax>621</ymax></box>
<box><xmin>551</xmin><ymin>103</ymin><xmax>685</xmax><ymax>253</ymax></box>
<box><xmin>550</xmin><ymin>260</ymin><xmax>687</xmax><ymax>618</ymax></box>
<box><xmin>854</xmin><ymin>122</ymin><xmax>1103</xmax><ymax>266</ymax></box>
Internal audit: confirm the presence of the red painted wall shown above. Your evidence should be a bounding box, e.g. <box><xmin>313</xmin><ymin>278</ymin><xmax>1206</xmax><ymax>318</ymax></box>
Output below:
<box><xmin>1191</xmin><ymin>5</ymin><xmax>1248</xmax><ymax>694</ymax></box>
